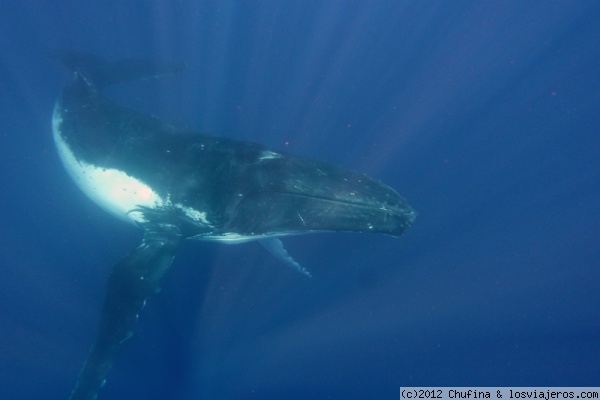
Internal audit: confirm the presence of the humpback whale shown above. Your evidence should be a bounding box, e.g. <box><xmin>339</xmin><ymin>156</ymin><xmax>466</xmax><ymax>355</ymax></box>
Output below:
<box><xmin>50</xmin><ymin>50</ymin><xmax>416</xmax><ymax>400</ymax></box>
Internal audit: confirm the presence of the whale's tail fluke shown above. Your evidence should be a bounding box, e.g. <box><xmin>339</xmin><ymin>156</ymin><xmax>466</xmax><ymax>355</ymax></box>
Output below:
<box><xmin>48</xmin><ymin>49</ymin><xmax>184</xmax><ymax>90</ymax></box>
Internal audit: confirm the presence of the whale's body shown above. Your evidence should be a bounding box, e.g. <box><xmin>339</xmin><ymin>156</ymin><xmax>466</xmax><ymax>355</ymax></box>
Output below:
<box><xmin>51</xmin><ymin>50</ymin><xmax>415</xmax><ymax>400</ymax></box>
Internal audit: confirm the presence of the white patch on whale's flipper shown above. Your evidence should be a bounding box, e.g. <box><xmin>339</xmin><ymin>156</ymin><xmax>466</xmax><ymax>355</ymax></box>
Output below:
<box><xmin>258</xmin><ymin>238</ymin><xmax>311</xmax><ymax>277</ymax></box>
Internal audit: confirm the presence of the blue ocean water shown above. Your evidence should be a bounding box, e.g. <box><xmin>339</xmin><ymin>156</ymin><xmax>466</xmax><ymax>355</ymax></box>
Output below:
<box><xmin>1</xmin><ymin>1</ymin><xmax>599</xmax><ymax>399</ymax></box>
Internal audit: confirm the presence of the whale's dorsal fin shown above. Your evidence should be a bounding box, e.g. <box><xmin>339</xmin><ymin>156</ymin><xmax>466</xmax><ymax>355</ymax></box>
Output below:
<box><xmin>258</xmin><ymin>238</ymin><xmax>311</xmax><ymax>277</ymax></box>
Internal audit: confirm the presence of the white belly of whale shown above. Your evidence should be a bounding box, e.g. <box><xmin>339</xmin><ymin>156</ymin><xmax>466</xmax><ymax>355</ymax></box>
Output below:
<box><xmin>52</xmin><ymin>107</ymin><xmax>212</xmax><ymax>228</ymax></box>
<box><xmin>52</xmin><ymin>109</ymin><xmax>163</xmax><ymax>224</ymax></box>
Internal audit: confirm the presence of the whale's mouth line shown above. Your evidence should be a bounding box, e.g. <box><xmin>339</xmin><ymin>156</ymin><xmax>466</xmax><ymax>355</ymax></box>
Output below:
<box><xmin>265</xmin><ymin>190</ymin><xmax>411</xmax><ymax>214</ymax></box>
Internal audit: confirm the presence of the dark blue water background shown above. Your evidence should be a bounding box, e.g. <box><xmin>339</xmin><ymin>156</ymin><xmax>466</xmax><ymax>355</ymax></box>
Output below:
<box><xmin>1</xmin><ymin>1</ymin><xmax>599</xmax><ymax>399</ymax></box>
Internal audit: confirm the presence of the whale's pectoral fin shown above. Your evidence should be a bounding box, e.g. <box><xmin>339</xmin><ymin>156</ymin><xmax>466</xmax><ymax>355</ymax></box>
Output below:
<box><xmin>258</xmin><ymin>238</ymin><xmax>311</xmax><ymax>277</ymax></box>
<box><xmin>69</xmin><ymin>227</ymin><xmax>181</xmax><ymax>400</ymax></box>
